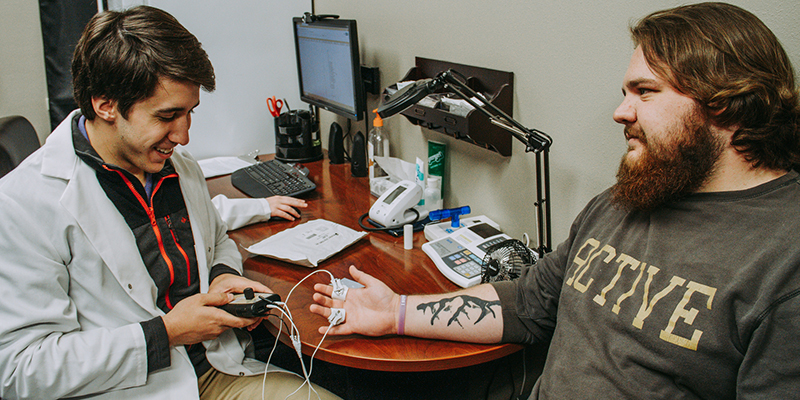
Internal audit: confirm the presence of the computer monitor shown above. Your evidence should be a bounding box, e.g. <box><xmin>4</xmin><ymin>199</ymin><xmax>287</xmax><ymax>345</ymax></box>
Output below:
<box><xmin>292</xmin><ymin>17</ymin><xmax>366</xmax><ymax>121</ymax></box>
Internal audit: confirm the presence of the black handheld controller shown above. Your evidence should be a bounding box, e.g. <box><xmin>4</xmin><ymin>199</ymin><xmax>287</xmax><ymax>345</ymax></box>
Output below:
<box><xmin>218</xmin><ymin>288</ymin><xmax>281</xmax><ymax>318</ymax></box>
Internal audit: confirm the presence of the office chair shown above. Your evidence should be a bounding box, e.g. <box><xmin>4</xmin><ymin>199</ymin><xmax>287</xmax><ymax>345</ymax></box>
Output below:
<box><xmin>0</xmin><ymin>115</ymin><xmax>40</xmax><ymax>178</ymax></box>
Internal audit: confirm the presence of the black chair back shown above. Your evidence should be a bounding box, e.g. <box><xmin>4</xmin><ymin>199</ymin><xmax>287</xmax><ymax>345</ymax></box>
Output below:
<box><xmin>0</xmin><ymin>115</ymin><xmax>40</xmax><ymax>178</ymax></box>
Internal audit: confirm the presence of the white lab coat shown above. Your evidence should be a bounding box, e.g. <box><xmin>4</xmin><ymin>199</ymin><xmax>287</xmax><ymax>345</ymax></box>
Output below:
<box><xmin>211</xmin><ymin>194</ymin><xmax>273</xmax><ymax>230</ymax></box>
<box><xmin>0</xmin><ymin>111</ymin><xmax>266</xmax><ymax>399</ymax></box>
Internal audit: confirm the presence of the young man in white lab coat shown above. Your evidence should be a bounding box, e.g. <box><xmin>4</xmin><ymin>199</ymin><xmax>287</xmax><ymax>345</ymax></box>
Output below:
<box><xmin>0</xmin><ymin>6</ymin><xmax>337</xmax><ymax>400</ymax></box>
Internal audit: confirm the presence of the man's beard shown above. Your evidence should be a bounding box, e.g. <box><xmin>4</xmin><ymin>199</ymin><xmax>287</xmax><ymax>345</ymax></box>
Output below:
<box><xmin>611</xmin><ymin>111</ymin><xmax>725</xmax><ymax>212</ymax></box>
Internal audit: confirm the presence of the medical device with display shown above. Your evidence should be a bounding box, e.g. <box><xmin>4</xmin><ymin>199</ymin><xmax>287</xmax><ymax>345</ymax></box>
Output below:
<box><xmin>421</xmin><ymin>220</ymin><xmax>511</xmax><ymax>288</ymax></box>
<box><xmin>368</xmin><ymin>180</ymin><xmax>427</xmax><ymax>228</ymax></box>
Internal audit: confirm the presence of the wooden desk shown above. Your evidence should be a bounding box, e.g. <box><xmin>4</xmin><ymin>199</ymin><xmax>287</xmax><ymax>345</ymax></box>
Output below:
<box><xmin>207</xmin><ymin>156</ymin><xmax>522</xmax><ymax>372</ymax></box>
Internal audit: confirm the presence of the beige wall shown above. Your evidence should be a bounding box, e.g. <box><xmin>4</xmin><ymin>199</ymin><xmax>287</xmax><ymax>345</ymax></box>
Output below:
<box><xmin>0</xmin><ymin>0</ymin><xmax>49</xmax><ymax>144</ymax></box>
<box><xmin>315</xmin><ymin>0</ymin><xmax>800</xmax><ymax>247</ymax></box>
<box><xmin>3</xmin><ymin>1</ymin><xmax>799</xmax><ymax>247</ymax></box>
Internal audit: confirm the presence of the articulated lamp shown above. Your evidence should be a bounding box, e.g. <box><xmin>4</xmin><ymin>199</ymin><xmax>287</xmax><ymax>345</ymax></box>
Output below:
<box><xmin>376</xmin><ymin>69</ymin><xmax>553</xmax><ymax>256</ymax></box>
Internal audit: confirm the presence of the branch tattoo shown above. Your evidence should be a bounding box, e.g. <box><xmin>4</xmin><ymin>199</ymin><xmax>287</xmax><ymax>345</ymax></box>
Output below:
<box><xmin>417</xmin><ymin>295</ymin><xmax>501</xmax><ymax>328</ymax></box>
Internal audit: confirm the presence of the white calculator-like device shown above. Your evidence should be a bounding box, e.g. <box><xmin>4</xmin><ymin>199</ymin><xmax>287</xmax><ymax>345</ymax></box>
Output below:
<box><xmin>421</xmin><ymin>222</ymin><xmax>511</xmax><ymax>288</ymax></box>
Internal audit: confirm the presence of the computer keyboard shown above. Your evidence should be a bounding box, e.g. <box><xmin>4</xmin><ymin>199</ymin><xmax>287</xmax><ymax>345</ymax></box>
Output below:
<box><xmin>231</xmin><ymin>159</ymin><xmax>316</xmax><ymax>198</ymax></box>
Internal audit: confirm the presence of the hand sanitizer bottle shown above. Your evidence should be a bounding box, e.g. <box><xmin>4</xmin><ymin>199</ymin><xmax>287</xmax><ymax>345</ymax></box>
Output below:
<box><xmin>368</xmin><ymin>109</ymin><xmax>389</xmax><ymax>180</ymax></box>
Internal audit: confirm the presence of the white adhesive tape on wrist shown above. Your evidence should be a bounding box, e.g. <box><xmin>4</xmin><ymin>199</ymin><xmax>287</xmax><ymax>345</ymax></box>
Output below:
<box><xmin>331</xmin><ymin>279</ymin><xmax>349</xmax><ymax>301</ymax></box>
<box><xmin>328</xmin><ymin>308</ymin><xmax>346</xmax><ymax>325</ymax></box>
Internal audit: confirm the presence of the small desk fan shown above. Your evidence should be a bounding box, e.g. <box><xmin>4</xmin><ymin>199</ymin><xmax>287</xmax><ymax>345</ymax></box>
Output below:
<box><xmin>480</xmin><ymin>239</ymin><xmax>538</xmax><ymax>283</ymax></box>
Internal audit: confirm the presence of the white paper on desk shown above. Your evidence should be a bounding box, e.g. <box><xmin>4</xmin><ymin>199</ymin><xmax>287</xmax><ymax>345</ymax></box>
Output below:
<box><xmin>198</xmin><ymin>156</ymin><xmax>255</xmax><ymax>178</ymax></box>
<box><xmin>245</xmin><ymin>219</ymin><xmax>367</xmax><ymax>268</ymax></box>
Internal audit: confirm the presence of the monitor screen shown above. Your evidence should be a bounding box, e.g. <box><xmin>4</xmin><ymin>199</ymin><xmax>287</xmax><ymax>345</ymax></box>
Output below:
<box><xmin>292</xmin><ymin>17</ymin><xmax>366</xmax><ymax>121</ymax></box>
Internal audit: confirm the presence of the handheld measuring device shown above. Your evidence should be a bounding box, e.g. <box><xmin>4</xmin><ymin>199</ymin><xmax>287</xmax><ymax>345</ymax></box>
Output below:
<box><xmin>421</xmin><ymin>219</ymin><xmax>511</xmax><ymax>288</ymax></box>
<box><xmin>218</xmin><ymin>288</ymin><xmax>281</xmax><ymax>318</ymax></box>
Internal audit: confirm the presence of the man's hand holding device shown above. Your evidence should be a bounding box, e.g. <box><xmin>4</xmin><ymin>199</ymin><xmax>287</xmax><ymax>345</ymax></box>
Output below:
<box><xmin>208</xmin><ymin>274</ymin><xmax>277</xmax><ymax>330</ymax></box>
<box><xmin>162</xmin><ymin>292</ymin><xmax>261</xmax><ymax>346</ymax></box>
<box><xmin>162</xmin><ymin>273</ymin><xmax>279</xmax><ymax>347</ymax></box>
<box><xmin>218</xmin><ymin>288</ymin><xmax>280</xmax><ymax>318</ymax></box>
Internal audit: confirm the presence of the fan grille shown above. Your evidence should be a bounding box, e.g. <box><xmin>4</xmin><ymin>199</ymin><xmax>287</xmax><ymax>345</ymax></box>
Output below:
<box><xmin>480</xmin><ymin>239</ymin><xmax>537</xmax><ymax>283</ymax></box>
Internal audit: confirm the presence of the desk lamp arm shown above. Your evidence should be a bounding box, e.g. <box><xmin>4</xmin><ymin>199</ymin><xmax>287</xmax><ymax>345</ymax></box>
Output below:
<box><xmin>435</xmin><ymin>70</ymin><xmax>553</xmax><ymax>255</ymax></box>
<box><xmin>428</xmin><ymin>69</ymin><xmax>553</xmax><ymax>257</ymax></box>
<box><xmin>436</xmin><ymin>70</ymin><xmax>552</xmax><ymax>153</ymax></box>
<box><xmin>377</xmin><ymin>69</ymin><xmax>553</xmax><ymax>255</ymax></box>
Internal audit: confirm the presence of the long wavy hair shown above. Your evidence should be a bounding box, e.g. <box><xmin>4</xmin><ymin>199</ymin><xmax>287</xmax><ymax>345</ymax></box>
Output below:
<box><xmin>632</xmin><ymin>2</ymin><xmax>800</xmax><ymax>171</ymax></box>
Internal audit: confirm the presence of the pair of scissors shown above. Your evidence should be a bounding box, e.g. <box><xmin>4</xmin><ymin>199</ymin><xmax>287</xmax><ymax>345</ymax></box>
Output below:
<box><xmin>267</xmin><ymin>96</ymin><xmax>283</xmax><ymax>117</ymax></box>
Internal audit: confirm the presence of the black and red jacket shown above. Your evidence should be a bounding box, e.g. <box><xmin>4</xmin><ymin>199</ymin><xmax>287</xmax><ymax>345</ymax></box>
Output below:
<box><xmin>71</xmin><ymin>115</ymin><xmax>235</xmax><ymax>376</ymax></box>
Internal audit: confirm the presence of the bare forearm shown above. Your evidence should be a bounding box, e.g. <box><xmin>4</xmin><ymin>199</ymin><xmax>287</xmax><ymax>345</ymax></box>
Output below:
<box><xmin>401</xmin><ymin>284</ymin><xmax>503</xmax><ymax>343</ymax></box>
<box><xmin>311</xmin><ymin>266</ymin><xmax>505</xmax><ymax>343</ymax></box>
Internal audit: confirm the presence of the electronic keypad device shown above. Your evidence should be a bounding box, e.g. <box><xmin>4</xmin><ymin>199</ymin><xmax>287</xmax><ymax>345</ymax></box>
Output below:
<box><xmin>422</xmin><ymin>222</ymin><xmax>512</xmax><ymax>288</ymax></box>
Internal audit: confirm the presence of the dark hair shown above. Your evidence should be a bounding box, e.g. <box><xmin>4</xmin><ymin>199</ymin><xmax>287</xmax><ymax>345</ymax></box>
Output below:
<box><xmin>632</xmin><ymin>2</ymin><xmax>800</xmax><ymax>171</ymax></box>
<box><xmin>72</xmin><ymin>6</ymin><xmax>215</xmax><ymax>120</ymax></box>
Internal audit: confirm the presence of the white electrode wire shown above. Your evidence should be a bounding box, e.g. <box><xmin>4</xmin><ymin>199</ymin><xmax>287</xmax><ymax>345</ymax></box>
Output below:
<box><xmin>306</xmin><ymin>322</ymin><xmax>335</xmax><ymax>379</ymax></box>
<box><xmin>284</xmin><ymin>269</ymin><xmax>336</xmax><ymax>305</ymax></box>
<box><xmin>285</xmin><ymin>321</ymin><xmax>335</xmax><ymax>400</ymax></box>
<box><xmin>261</xmin><ymin>304</ymin><xmax>314</xmax><ymax>400</ymax></box>
<box><xmin>282</xmin><ymin>269</ymin><xmax>336</xmax><ymax>383</ymax></box>
<box><xmin>260</xmin><ymin>269</ymin><xmax>338</xmax><ymax>400</ymax></box>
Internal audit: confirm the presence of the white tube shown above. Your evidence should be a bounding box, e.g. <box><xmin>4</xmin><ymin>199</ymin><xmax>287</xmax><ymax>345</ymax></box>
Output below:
<box><xmin>404</xmin><ymin>224</ymin><xmax>413</xmax><ymax>250</ymax></box>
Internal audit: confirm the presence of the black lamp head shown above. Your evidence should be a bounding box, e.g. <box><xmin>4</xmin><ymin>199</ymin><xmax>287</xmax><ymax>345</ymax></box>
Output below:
<box><xmin>376</xmin><ymin>78</ymin><xmax>443</xmax><ymax>118</ymax></box>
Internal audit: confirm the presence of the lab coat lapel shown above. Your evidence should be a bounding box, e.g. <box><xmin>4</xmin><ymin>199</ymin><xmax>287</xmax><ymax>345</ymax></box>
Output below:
<box><xmin>171</xmin><ymin>152</ymin><xmax>211</xmax><ymax>292</ymax></box>
<box><xmin>45</xmin><ymin>115</ymin><xmax>160</xmax><ymax>315</ymax></box>
<box><xmin>61</xmin><ymin>165</ymin><xmax>160</xmax><ymax>314</ymax></box>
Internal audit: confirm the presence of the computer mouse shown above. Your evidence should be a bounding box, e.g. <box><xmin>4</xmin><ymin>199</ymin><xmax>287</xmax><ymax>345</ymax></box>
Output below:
<box><xmin>269</xmin><ymin>206</ymin><xmax>301</xmax><ymax>222</ymax></box>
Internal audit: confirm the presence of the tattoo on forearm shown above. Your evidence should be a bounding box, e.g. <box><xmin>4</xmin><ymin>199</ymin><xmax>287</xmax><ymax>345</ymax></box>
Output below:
<box><xmin>416</xmin><ymin>295</ymin><xmax>501</xmax><ymax>328</ymax></box>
